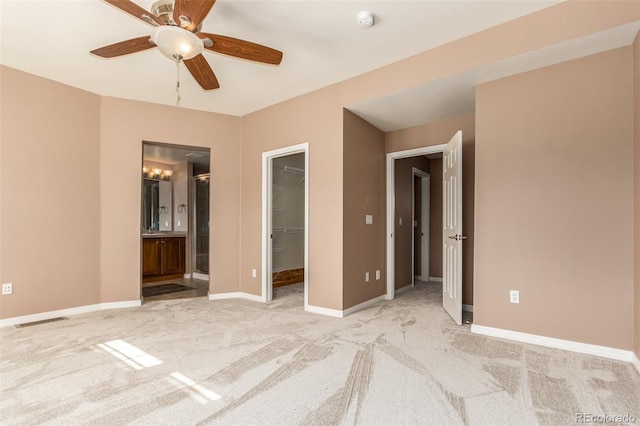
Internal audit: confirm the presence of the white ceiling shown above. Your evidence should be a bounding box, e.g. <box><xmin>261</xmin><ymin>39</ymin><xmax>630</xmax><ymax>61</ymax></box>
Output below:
<box><xmin>1</xmin><ymin>0</ymin><xmax>561</xmax><ymax>117</ymax></box>
<box><xmin>1</xmin><ymin>1</ymin><xmax>637</xmax><ymax>133</ymax></box>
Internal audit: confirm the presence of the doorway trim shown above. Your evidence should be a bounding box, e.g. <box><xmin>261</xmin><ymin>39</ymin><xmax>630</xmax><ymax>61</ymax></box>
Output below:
<box><xmin>386</xmin><ymin>144</ymin><xmax>445</xmax><ymax>300</ymax></box>
<box><xmin>261</xmin><ymin>142</ymin><xmax>309</xmax><ymax>309</ymax></box>
<box><xmin>412</xmin><ymin>168</ymin><xmax>430</xmax><ymax>283</ymax></box>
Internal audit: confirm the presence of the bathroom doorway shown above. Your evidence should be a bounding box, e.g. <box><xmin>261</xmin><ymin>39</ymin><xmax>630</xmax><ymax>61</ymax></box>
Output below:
<box><xmin>140</xmin><ymin>141</ymin><xmax>211</xmax><ymax>302</ymax></box>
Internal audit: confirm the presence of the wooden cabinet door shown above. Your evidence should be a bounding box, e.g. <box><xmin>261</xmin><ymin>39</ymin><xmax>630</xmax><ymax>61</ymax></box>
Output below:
<box><xmin>161</xmin><ymin>237</ymin><xmax>185</xmax><ymax>275</ymax></box>
<box><xmin>142</xmin><ymin>238</ymin><xmax>162</xmax><ymax>277</ymax></box>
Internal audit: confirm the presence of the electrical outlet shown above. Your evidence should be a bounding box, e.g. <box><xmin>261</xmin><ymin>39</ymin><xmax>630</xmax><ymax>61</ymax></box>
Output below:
<box><xmin>376</xmin><ymin>270</ymin><xmax>381</xmax><ymax>280</ymax></box>
<box><xmin>251</xmin><ymin>269</ymin><xmax>257</xmax><ymax>278</ymax></box>
<box><xmin>365</xmin><ymin>272</ymin><xmax>370</xmax><ymax>282</ymax></box>
<box><xmin>510</xmin><ymin>290</ymin><xmax>519</xmax><ymax>304</ymax></box>
<box><xmin>2</xmin><ymin>283</ymin><xmax>12</xmax><ymax>295</ymax></box>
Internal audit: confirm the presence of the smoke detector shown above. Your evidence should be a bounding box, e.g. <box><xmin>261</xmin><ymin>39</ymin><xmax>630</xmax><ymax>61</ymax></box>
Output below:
<box><xmin>357</xmin><ymin>11</ymin><xmax>375</xmax><ymax>28</ymax></box>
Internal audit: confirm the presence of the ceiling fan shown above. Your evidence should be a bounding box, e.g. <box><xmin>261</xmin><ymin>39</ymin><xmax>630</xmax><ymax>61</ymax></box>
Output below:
<box><xmin>90</xmin><ymin>0</ymin><xmax>283</xmax><ymax>90</ymax></box>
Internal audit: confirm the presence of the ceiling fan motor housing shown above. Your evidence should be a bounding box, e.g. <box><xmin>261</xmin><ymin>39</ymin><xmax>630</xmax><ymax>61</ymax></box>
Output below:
<box><xmin>152</xmin><ymin>0</ymin><xmax>175</xmax><ymax>25</ymax></box>
<box><xmin>151</xmin><ymin>0</ymin><xmax>201</xmax><ymax>31</ymax></box>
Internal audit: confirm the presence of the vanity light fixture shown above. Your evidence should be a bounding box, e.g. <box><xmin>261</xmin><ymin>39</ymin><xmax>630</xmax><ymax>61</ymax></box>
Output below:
<box><xmin>142</xmin><ymin>166</ymin><xmax>173</xmax><ymax>180</ymax></box>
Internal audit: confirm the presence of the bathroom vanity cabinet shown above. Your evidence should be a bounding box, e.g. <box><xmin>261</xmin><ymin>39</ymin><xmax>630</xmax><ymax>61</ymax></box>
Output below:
<box><xmin>142</xmin><ymin>236</ymin><xmax>185</xmax><ymax>282</ymax></box>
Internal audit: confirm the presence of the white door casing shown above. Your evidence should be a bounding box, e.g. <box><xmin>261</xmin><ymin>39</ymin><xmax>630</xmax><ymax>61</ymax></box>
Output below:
<box><xmin>442</xmin><ymin>131</ymin><xmax>463</xmax><ymax>325</ymax></box>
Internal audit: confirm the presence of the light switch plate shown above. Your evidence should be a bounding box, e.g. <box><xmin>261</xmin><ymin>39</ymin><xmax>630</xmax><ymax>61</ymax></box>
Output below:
<box><xmin>365</xmin><ymin>215</ymin><xmax>373</xmax><ymax>225</ymax></box>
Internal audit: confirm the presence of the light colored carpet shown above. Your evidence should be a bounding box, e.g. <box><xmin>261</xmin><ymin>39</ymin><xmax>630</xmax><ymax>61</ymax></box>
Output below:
<box><xmin>1</xmin><ymin>281</ymin><xmax>638</xmax><ymax>425</ymax></box>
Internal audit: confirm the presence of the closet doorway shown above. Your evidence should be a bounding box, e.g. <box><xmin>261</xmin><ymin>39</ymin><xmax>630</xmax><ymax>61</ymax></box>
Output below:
<box><xmin>262</xmin><ymin>143</ymin><xmax>309</xmax><ymax>308</ymax></box>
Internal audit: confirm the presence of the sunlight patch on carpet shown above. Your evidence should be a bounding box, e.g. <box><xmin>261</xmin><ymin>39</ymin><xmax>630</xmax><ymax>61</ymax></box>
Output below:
<box><xmin>97</xmin><ymin>339</ymin><xmax>163</xmax><ymax>370</ymax></box>
<box><xmin>169</xmin><ymin>372</ymin><xmax>221</xmax><ymax>404</ymax></box>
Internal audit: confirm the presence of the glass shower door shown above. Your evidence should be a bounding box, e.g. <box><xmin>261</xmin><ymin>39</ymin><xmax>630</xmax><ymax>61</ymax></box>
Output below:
<box><xmin>193</xmin><ymin>173</ymin><xmax>209</xmax><ymax>274</ymax></box>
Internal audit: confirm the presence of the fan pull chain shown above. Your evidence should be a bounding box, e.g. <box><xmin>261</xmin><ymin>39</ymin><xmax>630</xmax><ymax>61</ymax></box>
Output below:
<box><xmin>175</xmin><ymin>54</ymin><xmax>181</xmax><ymax>107</ymax></box>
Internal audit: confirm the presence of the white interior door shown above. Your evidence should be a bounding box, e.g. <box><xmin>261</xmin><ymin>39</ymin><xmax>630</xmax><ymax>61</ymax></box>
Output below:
<box><xmin>443</xmin><ymin>131</ymin><xmax>463</xmax><ymax>325</ymax></box>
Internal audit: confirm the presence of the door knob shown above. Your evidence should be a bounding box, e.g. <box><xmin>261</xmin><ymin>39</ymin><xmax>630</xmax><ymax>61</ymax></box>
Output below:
<box><xmin>448</xmin><ymin>235</ymin><xmax>467</xmax><ymax>241</ymax></box>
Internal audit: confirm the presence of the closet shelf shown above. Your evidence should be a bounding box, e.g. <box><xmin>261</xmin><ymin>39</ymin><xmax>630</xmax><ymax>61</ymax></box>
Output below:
<box><xmin>272</xmin><ymin>207</ymin><xmax>286</xmax><ymax>212</ymax></box>
<box><xmin>272</xmin><ymin>247</ymin><xmax>286</xmax><ymax>253</ymax></box>
<box><xmin>280</xmin><ymin>165</ymin><xmax>305</xmax><ymax>187</ymax></box>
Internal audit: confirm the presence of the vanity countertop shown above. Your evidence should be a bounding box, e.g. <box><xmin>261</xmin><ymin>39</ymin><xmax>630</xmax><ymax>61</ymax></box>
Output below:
<box><xmin>141</xmin><ymin>232</ymin><xmax>187</xmax><ymax>239</ymax></box>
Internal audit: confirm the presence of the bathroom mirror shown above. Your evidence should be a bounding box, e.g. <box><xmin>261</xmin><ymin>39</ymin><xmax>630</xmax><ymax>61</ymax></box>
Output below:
<box><xmin>142</xmin><ymin>179</ymin><xmax>172</xmax><ymax>232</ymax></box>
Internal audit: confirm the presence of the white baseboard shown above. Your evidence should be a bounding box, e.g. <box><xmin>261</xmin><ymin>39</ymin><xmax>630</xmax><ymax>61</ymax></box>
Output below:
<box><xmin>471</xmin><ymin>324</ymin><xmax>634</xmax><ymax>363</ymax></box>
<box><xmin>463</xmin><ymin>304</ymin><xmax>474</xmax><ymax>313</ymax></box>
<box><xmin>414</xmin><ymin>275</ymin><xmax>429</xmax><ymax>282</ymax></box>
<box><xmin>183</xmin><ymin>273</ymin><xmax>191</xmax><ymax>279</ymax></box>
<box><xmin>208</xmin><ymin>292</ymin><xmax>265</xmax><ymax>303</ymax></box>
<box><xmin>305</xmin><ymin>304</ymin><xmax>343</xmax><ymax>318</ymax></box>
<box><xmin>429</xmin><ymin>276</ymin><xmax>443</xmax><ymax>282</ymax></box>
<box><xmin>343</xmin><ymin>294</ymin><xmax>386</xmax><ymax>317</ymax></box>
<box><xmin>193</xmin><ymin>272</ymin><xmax>209</xmax><ymax>281</ymax></box>
<box><xmin>396</xmin><ymin>284</ymin><xmax>413</xmax><ymax>295</ymax></box>
<box><xmin>633</xmin><ymin>353</ymin><xmax>640</xmax><ymax>375</ymax></box>
<box><xmin>0</xmin><ymin>300</ymin><xmax>141</xmax><ymax>328</ymax></box>
<box><xmin>306</xmin><ymin>294</ymin><xmax>387</xmax><ymax>318</ymax></box>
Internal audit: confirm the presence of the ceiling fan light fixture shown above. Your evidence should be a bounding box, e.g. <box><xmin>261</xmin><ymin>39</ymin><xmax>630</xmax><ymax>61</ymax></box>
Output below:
<box><xmin>151</xmin><ymin>26</ymin><xmax>203</xmax><ymax>61</ymax></box>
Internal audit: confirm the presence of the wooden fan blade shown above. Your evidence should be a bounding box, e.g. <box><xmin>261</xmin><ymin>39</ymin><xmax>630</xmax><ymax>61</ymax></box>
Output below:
<box><xmin>199</xmin><ymin>33</ymin><xmax>283</xmax><ymax>65</ymax></box>
<box><xmin>183</xmin><ymin>54</ymin><xmax>220</xmax><ymax>90</ymax></box>
<box><xmin>104</xmin><ymin>0</ymin><xmax>163</xmax><ymax>26</ymax></box>
<box><xmin>90</xmin><ymin>36</ymin><xmax>155</xmax><ymax>58</ymax></box>
<box><xmin>174</xmin><ymin>0</ymin><xmax>216</xmax><ymax>32</ymax></box>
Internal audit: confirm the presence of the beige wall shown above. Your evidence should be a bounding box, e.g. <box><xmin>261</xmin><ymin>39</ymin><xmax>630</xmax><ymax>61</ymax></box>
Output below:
<box><xmin>394</xmin><ymin>156</ymin><xmax>429</xmax><ymax>289</ymax></box>
<box><xmin>99</xmin><ymin>97</ymin><xmax>242</xmax><ymax>302</ymax></box>
<box><xmin>386</xmin><ymin>115</ymin><xmax>475</xmax><ymax>305</ymax></box>
<box><xmin>236</xmin><ymin>1</ymin><xmax>636</xmax><ymax>313</ymax></box>
<box><xmin>634</xmin><ymin>32</ymin><xmax>640</xmax><ymax>359</ymax></box>
<box><xmin>0</xmin><ymin>66</ymin><xmax>102</xmax><ymax>318</ymax></box>
<box><xmin>239</xmin><ymin>93</ymin><xmax>346</xmax><ymax>310</ymax></box>
<box><xmin>343</xmin><ymin>110</ymin><xmax>386</xmax><ymax>309</ymax></box>
<box><xmin>0</xmin><ymin>66</ymin><xmax>242</xmax><ymax>320</ymax></box>
<box><xmin>475</xmin><ymin>48</ymin><xmax>634</xmax><ymax>350</ymax></box>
